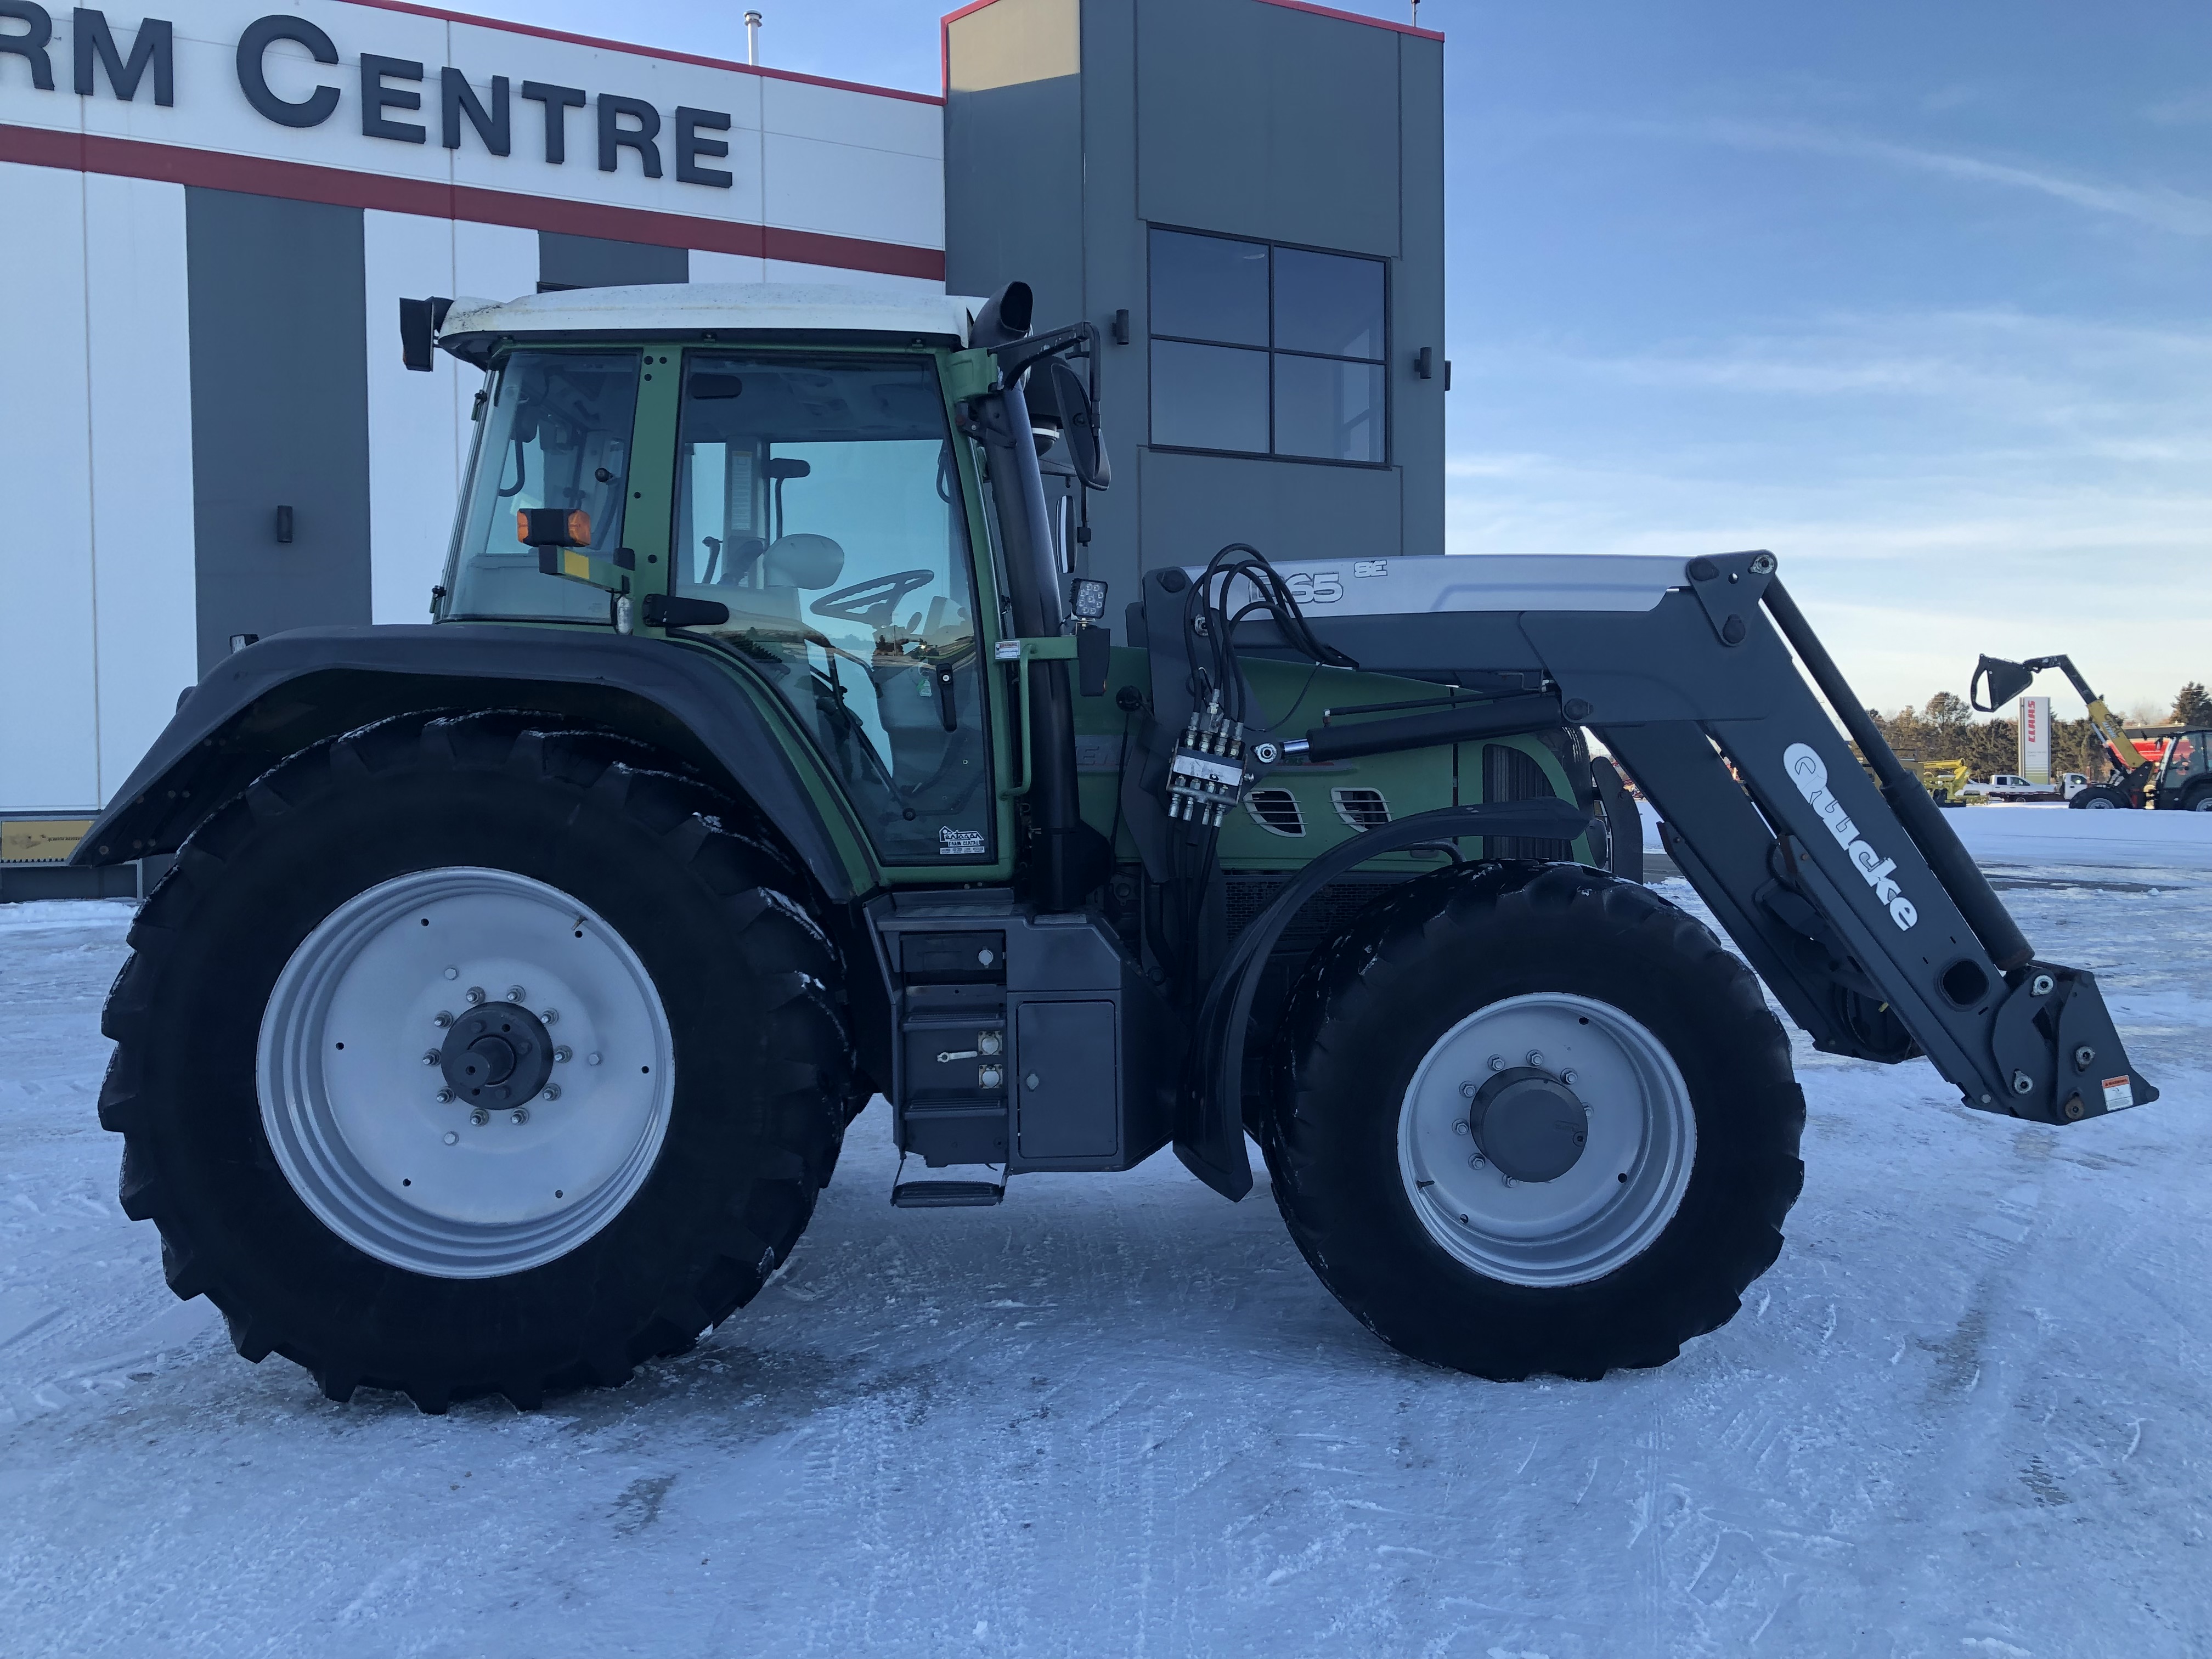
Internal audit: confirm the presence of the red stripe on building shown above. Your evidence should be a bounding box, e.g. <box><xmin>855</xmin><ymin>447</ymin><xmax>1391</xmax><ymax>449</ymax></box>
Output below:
<box><xmin>345</xmin><ymin>0</ymin><xmax>945</xmax><ymax>104</ymax></box>
<box><xmin>939</xmin><ymin>0</ymin><xmax>1441</xmax><ymax>97</ymax></box>
<box><xmin>0</xmin><ymin>123</ymin><xmax>946</xmax><ymax>280</ymax></box>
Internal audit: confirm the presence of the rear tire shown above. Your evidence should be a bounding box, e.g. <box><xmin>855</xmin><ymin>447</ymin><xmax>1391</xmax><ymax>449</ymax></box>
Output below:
<box><xmin>1262</xmin><ymin>863</ymin><xmax>1804</xmax><ymax>1380</ymax></box>
<box><xmin>100</xmin><ymin>711</ymin><xmax>851</xmax><ymax>1412</ymax></box>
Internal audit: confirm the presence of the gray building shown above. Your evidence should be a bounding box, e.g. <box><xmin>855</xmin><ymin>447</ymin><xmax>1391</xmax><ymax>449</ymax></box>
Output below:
<box><xmin>944</xmin><ymin>0</ymin><xmax>1446</xmax><ymax>598</ymax></box>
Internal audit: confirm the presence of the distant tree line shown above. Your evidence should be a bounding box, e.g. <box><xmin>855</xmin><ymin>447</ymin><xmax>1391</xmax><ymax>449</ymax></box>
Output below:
<box><xmin>1869</xmin><ymin>681</ymin><xmax>2210</xmax><ymax>780</ymax></box>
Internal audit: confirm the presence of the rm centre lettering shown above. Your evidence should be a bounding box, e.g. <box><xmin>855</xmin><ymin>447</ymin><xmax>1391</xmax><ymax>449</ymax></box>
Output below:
<box><xmin>0</xmin><ymin>4</ymin><xmax>738</xmax><ymax>187</ymax></box>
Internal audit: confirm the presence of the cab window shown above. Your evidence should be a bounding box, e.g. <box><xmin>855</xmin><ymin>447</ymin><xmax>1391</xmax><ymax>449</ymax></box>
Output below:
<box><xmin>670</xmin><ymin>353</ymin><xmax>992</xmax><ymax>865</ymax></box>
<box><xmin>445</xmin><ymin>352</ymin><xmax>640</xmax><ymax>622</ymax></box>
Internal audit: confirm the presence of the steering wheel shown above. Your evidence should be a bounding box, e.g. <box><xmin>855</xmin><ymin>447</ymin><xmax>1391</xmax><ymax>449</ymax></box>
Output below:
<box><xmin>811</xmin><ymin>569</ymin><xmax>936</xmax><ymax>629</ymax></box>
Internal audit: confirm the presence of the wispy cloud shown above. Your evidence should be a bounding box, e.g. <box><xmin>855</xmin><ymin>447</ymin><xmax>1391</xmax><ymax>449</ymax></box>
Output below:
<box><xmin>1625</xmin><ymin>117</ymin><xmax>2212</xmax><ymax>235</ymax></box>
<box><xmin>1459</xmin><ymin>310</ymin><xmax>2212</xmax><ymax>430</ymax></box>
<box><xmin>2144</xmin><ymin>87</ymin><xmax>2212</xmax><ymax>127</ymax></box>
<box><xmin>1441</xmin><ymin>310</ymin><xmax>2212</xmax><ymax>708</ymax></box>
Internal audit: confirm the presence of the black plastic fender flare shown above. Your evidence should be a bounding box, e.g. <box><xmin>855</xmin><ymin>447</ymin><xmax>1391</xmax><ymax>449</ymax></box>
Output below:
<box><xmin>71</xmin><ymin>624</ymin><xmax>865</xmax><ymax>902</ymax></box>
<box><xmin>1176</xmin><ymin>797</ymin><xmax>1596</xmax><ymax>1200</ymax></box>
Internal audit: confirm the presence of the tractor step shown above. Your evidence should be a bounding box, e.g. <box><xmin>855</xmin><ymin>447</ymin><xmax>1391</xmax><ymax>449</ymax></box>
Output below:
<box><xmin>890</xmin><ymin>1179</ymin><xmax>1005</xmax><ymax>1209</ymax></box>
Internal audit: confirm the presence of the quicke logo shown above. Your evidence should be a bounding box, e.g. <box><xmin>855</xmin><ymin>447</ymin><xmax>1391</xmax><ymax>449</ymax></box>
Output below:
<box><xmin>1783</xmin><ymin>743</ymin><xmax>1920</xmax><ymax>932</ymax></box>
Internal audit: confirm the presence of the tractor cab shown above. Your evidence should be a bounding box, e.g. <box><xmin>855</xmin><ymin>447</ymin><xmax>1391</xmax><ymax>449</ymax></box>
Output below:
<box><xmin>427</xmin><ymin>281</ymin><xmax>1103</xmax><ymax>879</ymax></box>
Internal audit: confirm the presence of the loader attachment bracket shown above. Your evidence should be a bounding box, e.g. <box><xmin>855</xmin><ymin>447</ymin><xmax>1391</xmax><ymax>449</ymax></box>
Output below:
<box><xmin>1990</xmin><ymin>966</ymin><xmax>2156</xmax><ymax>1123</ymax></box>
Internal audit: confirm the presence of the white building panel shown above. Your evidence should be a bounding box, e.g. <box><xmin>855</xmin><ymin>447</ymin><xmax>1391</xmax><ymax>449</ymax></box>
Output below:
<box><xmin>691</xmin><ymin>248</ymin><xmax>769</xmax><ymax>284</ymax></box>
<box><xmin>765</xmin><ymin>258</ymin><xmax>945</xmax><ymax>295</ymax></box>
<box><xmin>364</xmin><ymin>209</ymin><xmax>462</xmax><ymax>625</ymax></box>
<box><xmin>365</xmin><ymin>212</ymin><xmax>542</xmax><ymax>624</ymax></box>
<box><xmin>0</xmin><ymin>162</ymin><xmax>100</xmax><ymax>813</ymax></box>
<box><xmin>6</xmin><ymin>0</ymin><xmax>941</xmax><ymax>266</ymax></box>
<box><xmin>84</xmin><ymin>171</ymin><xmax>198</xmax><ymax>805</ymax></box>
<box><xmin>763</xmin><ymin>131</ymin><xmax>944</xmax><ymax>249</ymax></box>
<box><xmin>761</xmin><ymin>73</ymin><xmax>941</xmax><ymax>162</ymax></box>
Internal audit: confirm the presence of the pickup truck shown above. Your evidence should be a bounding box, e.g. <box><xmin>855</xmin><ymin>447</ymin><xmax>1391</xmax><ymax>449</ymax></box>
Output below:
<box><xmin>1957</xmin><ymin>774</ymin><xmax>2050</xmax><ymax>802</ymax></box>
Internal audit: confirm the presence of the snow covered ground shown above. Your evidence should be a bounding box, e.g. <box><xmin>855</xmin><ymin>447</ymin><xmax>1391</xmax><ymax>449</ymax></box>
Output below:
<box><xmin>2</xmin><ymin>814</ymin><xmax>2206</xmax><ymax>1658</ymax></box>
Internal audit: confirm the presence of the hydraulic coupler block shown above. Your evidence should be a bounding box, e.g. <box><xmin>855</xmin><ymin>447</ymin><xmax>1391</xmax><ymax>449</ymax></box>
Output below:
<box><xmin>1166</xmin><ymin>696</ymin><xmax>1247</xmax><ymax>827</ymax></box>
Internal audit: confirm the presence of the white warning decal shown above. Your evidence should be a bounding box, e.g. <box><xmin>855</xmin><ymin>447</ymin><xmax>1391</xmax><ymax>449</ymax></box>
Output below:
<box><xmin>1783</xmin><ymin>743</ymin><xmax>1919</xmax><ymax>932</ymax></box>
<box><xmin>2101</xmin><ymin>1075</ymin><xmax>2136</xmax><ymax>1113</ymax></box>
<box><xmin>938</xmin><ymin>826</ymin><xmax>986</xmax><ymax>856</ymax></box>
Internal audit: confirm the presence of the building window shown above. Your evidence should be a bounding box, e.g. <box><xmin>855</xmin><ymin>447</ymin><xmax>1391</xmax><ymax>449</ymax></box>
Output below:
<box><xmin>1148</xmin><ymin>228</ymin><xmax>1387</xmax><ymax>466</ymax></box>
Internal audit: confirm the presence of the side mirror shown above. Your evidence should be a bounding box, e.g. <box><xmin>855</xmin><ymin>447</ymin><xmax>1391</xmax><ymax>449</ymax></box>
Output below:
<box><xmin>1971</xmin><ymin>654</ymin><xmax>2035</xmax><ymax>712</ymax></box>
<box><xmin>399</xmin><ymin>296</ymin><xmax>453</xmax><ymax>373</ymax></box>
<box><xmin>1038</xmin><ymin>357</ymin><xmax>1110</xmax><ymax>490</ymax></box>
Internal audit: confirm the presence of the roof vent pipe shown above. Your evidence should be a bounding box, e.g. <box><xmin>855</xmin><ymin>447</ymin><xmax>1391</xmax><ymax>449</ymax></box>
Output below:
<box><xmin>744</xmin><ymin>10</ymin><xmax>761</xmax><ymax>65</ymax></box>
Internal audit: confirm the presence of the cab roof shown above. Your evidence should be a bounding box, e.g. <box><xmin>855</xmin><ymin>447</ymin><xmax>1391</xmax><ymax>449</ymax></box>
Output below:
<box><xmin>436</xmin><ymin>283</ymin><xmax>985</xmax><ymax>365</ymax></box>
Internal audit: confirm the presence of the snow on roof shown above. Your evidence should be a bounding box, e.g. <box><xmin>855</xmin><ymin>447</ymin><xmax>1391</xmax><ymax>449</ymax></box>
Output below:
<box><xmin>437</xmin><ymin>284</ymin><xmax>985</xmax><ymax>357</ymax></box>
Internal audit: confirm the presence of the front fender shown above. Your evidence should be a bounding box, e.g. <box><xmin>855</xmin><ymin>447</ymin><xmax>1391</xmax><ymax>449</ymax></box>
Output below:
<box><xmin>72</xmin><ymin>624</ymin><xmax>873</xmax><ymax>902</ymax></box>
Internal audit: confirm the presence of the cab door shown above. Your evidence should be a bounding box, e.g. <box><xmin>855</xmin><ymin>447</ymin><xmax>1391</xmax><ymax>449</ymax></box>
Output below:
<box><xmin>663</xmin><ymin>349</ymin><xmax>998</xmax><ymax>870</ymax></box>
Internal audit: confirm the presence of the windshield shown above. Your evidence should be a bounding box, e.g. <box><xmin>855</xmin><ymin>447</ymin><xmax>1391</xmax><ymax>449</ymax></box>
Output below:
<box><xmin>670</xmin><ymin>353</ymin><xmax>993</xmax><ymax>866</ymax></box>
<box><xmin>444</xmin><ymin>352</ymin><xmax>640</xmax><ymax>622</ymax></box>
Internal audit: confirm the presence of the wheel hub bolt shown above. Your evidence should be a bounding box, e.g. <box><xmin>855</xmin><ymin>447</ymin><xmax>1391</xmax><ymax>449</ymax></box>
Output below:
<box><xmin>586</xmin><ymin>1052</ymin><xmax>602</xmax><ymax>1066</ymax></box>
<box><xmin>1487</xmin><ymin>1055</ymin><xmax>1505</xmax><ymax>1073</ymax></box>
<box><xmin>1453</xmin><ymin>1119</ymin><xmax>1469</xmax><ymax>1135</ymax></box>
<box><xmin>540</xmin><ymin>1008</ymin><xmax>560</xmax><ymax>1025</ymax></box>
<box><xmin>1469</xmin><ymin>1153</ymin><xmax>1485</xmax><ymax>1167</ymax></box>
<box><xmin>435</xmin><ymin>1088</ymin><xmax>455</xmax><ymax>1104</ymax></box>
<box><xmin>542</xmin><ymin>1084</ymin><xmax>561</xmax><ymax>1102</ymax></box>
<box><xmin>1526</xmin><ymin>1050</ymin><xmax>1545</xmax><ymax>1068</ymax></box>
<box><xmin>507</xmin><ymin>985</ymin><xmax>528</xmax><ymax>1003</ymax></box>
<box><xmin>1560</xmin><ymin>1069</ymin><xmax>1577</xmax><ymax>1085</ymax></box>
<box><xmin>470</xmin><ymin>1109</ymin><xmax>489</xmax><ymax>1126</ymax></box>
<box><xmin>510</xmin><ymin>1109</ymin><xmax>529</xmax><ymax>1126</ymax></box>
<box><xmin>466</xmin><ymin>986</ymin><xmax>486</xmax><ymax>1005</ymax></box>
<box><xmin>1500</xmin><ymin>1174</ymin><xmax>1516</xmax><ymax>1187</ymax></box>
<box><xmin>422</xmin><ymin>1050</ymin><xmax>441</xmax><ymax>1066</ymax></box>
<box><xmin>554</xmin><ymin>1047</ymin><xmax>572</xmax><ymax>1064</ymax></box>
<box><xmin>433</xmin><ymin>1011</ymin><xmax>453</xmax><ymax>1028</ymax></box>
<box><xmin>1459</xmin><ymin>1081</ymin><xmax>1477</xmax><ymax>1098</ymax></box>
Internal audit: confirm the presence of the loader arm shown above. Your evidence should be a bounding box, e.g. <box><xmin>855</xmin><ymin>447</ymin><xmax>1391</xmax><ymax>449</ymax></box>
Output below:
<box><xmin>1200</xmin><ymin>551</ymin><xmax>2155</xmax><ymax>1130</ymax></box>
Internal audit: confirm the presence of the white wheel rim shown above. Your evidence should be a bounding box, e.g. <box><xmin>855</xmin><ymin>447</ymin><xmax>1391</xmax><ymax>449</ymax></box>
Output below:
<box><xmin>258</xmin><ymin>868</ymin><xmax>674</xmax><ymax>1279</ymax></box>
<box><xmin>2083</xmin><ymin>797</ymin><xmax>2117</xmax><ymax>810</ymax></box>
<box><xmin>1397</xmin><ymin>992</ymin><xmax>1696</xmax><ymax>1287</ymax></box>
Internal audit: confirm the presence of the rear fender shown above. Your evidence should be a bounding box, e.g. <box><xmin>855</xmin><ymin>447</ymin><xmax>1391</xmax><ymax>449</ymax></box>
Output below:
<box><xmin>72</xmin><ymin>625</ymin><xmax>875</xmax><ymax>904</ymax></box>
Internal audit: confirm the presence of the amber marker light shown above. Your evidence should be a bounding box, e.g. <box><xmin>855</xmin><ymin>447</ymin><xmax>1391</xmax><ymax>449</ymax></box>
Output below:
<box><xmin>517</xmin><ymin>508</ymin><xmax>592</xmax><ymax>546</ymax></box>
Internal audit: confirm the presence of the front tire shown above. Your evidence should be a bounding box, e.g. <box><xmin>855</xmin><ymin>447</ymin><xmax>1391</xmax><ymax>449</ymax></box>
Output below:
<box><xmin>1263</xmin><ymin>863</ymin><xmax>1804</xmax><ymax>1380</ymax></box>
<box><xmin>2070</xmin><ymin>785</ymin><xmax>2130</xmax><ymax>810</ymax></box>
<box><xmin>100</xmin><ymin>712</ymin><xmax>851</xmax><ymax>1411</ymax></box>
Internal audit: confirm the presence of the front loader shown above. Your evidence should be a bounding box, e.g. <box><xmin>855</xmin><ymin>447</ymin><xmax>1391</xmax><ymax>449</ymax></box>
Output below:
<box><xmin>1973</xmin><ymin>652</ymin><xmax>2212</xmax><ymax>812</ymax></box>
<box><xmin>74</xmin><ymin>283</ymin><xmax>2158</xmax><ymax>1410</ymax></box>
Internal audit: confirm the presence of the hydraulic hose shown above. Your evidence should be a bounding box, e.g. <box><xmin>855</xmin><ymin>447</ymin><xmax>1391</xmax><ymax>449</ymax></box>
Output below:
<box><xmin>1761</xmin><ymin>577</ymin><xmax>2033</xmax><ymax>972</ymax></box>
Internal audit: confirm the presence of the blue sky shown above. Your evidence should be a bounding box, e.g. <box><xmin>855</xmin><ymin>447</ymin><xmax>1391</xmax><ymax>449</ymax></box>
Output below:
<box><xmin>502</xmin><ymin>0</ymin><xmax>2209</xmax><ymax>718</ymax></box>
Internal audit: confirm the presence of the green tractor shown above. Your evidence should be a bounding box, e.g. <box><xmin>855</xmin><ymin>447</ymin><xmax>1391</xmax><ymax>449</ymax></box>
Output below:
<box><xmin>77</xmin><ymin>284</ymin><xmax>2155</xmax><ymax>1410</ymax></box>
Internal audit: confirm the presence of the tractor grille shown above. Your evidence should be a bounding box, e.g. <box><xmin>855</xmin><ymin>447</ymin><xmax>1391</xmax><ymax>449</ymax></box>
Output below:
<box><xmin>1224</xmin><ymin>873</ymin><xmax>1409</xmax><ymax>952</ymax></box>
<box><xmin>1243</xmin><ymin>788</ymin><xmax>1306</xmax><ymax>837</ymax></box>
<box><xmin>1330</xmin><ymin>787</ymin><xmax>1392</xmax><ymax>832</ymax></box>
<box><xmin>1485</xmin><ymin>743</ymin><xmax>1573</xmax><ymax>860</ymax></box>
